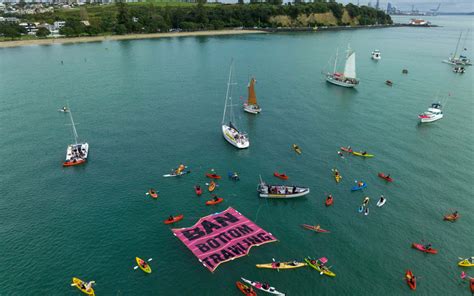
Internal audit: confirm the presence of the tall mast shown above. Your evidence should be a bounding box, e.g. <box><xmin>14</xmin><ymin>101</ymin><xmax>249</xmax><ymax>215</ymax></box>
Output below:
<box><xmin>333</xmin><ymin>48</ymin><xmax>338</xmax><ymax>73</ymax></box>
<box><xmin>222</xmin><ymin>60</ymin><xmax>234</xmax><ymax>125</ymax></box>
<box><xmin>454</xmin><ymin>31</ymin><xmax>462</xmax><ymax>58</ymax></box>
<box><xmin>68</xmin><ymin>108</ymin><xmax>79</xmax><ymax>144</ymax></box>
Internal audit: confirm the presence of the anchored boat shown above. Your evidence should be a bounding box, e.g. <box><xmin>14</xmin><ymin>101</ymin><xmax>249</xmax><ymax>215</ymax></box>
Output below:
<box><xmin>443</xmin><ymin>31</ymin><xmax>472</xmax><ymax>66</ymax></box>
<box><xmin>371</xmin><ymin>49</ymin><xmax>381</xmax><ymax>60</ymax></box>
<box><xmin>63</xmin><ymin>108</ymin><xmax>89</xmax><ymax>167</ymax></box>
<box><xmin>419</xmin><ymin>102</ymin><xmax>443</xmax><ymax>123</ymax></box>
<box><xmin>326</xmin><ymin>45</ymin><xmax>359</xmax><ymax>88</ymax></box>
<box><xmin>243</xmin><ymin>77</ymin><xmax>261</xmax><ymax>114</ymax></box>
<box><xmin>222</xmin><ymin>60</ymin><xmax>249</xmax><ymax>149</ymax></box>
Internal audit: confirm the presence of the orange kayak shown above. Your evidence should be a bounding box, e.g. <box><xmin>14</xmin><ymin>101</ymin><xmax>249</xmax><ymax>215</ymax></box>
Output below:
<box><xmin>206</xmin><ymin>198</ymin><xmax>224</xmax><ymax>205</ymax></box>
<box><xmin>236</xmin><ymin>281</ymin><xmax>257</xmax><ymax>296</ymax></box>
<box><xmin>273</xmin><ymin>172</ymin><xmax>289</xmax><ymax>180</ymax></box>
<box><xmin>443</xmin><ymin>213</ymin><xmax>460</xmax><ymax>222</ymax></box>
<box><xmin>405</xmin><ymin>270</ymin><xmax>416</xmax><ymax>290</ymax></box>
<box><xmin>164</xmin><ymin>215</ymin><xmax>183</xmax><ymax>224</ymax></box>
<box><xmin>208</xmin><ymin>181</ymin><xmax>216</xmax><ymax>192</ymax></box>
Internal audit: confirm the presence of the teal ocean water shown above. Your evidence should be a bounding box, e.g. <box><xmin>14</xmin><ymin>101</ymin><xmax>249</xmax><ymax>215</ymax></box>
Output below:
<box><xmin>0</xmin><ymin>15</ymin><xmax>473</xmax><ymax>295</ymax></box>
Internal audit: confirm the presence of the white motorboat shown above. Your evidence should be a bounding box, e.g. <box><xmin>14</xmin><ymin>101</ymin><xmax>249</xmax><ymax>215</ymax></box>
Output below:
<box><xmin>418</xmin><ymin>102</ymin><xmax>443</xmax><ymax>123</ymax></box>
<box><xmin>326</xmin><ymin>45</ymin><xmax>359</xmax><ymax>88</ymax></box>
<box><xmin>63</xmin><ymin>108</ymin><xmax>89</xmax><ymax>166</ymax></box>
<box><xmin>243</xmin><ymin>77</ymin><xmax>261</xmax><ymax>114</ymax></box>
<box><xmin>371</xmin><ymin>49</ymin><xmax>381</xmax><ymax>60</ymax></box>
<box><xmin>222</xmin><ymin>60</ymin><xmax>250</xmax><ymax>149</ymax></box>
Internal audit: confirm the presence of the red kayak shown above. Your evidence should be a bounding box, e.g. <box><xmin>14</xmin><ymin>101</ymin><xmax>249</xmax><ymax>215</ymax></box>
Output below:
<box><xmin>378</xmin><ymin>173</ymin><xmax>393</xmax><ymax>182</ymax></box>
<box><xmin>340</xmin><ymin>146</ymin><xmax>353</xmax><ymax>153</ymax></box>
<box><xmin>325</xmin><ymin>195</ymin><xmax>333</xmax><ymax>207</ymax></box>
<box><xmin>164</xmin><ymin>214</ymin><xmax>183</xmax><ymax>224</ymax></box>
<box><xmin>236</xmin><ymin>281</ymin><xmax>257</xmax><ymax>296</ymax></box>
<box><xmin>194</xmin><ymin>185</ymin><xmax>202</xmax><ymax>196</ymax></box>
<box><xmin>405</xmin><ymin>270</ymin><xmax>416</xmax><ymax>290</ymax></box>
<box><xmin>470</xmin><ymin>278</ymin><xmax>474</xmax><ymax>293</ymax></box>
<box><xmin>273</xmin><ymin>172</ymin><xmax>289</xmax><ymax>180</ymax></box>
<box><xmin>412</xmin><ymin>243</ymin><xmax>438</xmax><ymax>254</ymax></box>
<box><xmin>206</xmin><ymin>197</ymin><xmax>223</xmax><ymax>205</ymax></box>
<box><xmin>301</xmin><ymin>224</ymin><xmax>330</xmax><ymax>233</ymax></box>
<box><xmin>206</xmin><ymin>173</ymin><xmax>221</xmax><ymax>179</ymax></box>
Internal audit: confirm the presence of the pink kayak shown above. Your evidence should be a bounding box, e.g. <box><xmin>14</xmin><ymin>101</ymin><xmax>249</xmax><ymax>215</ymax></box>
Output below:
<box><xmin>412</xmin><ymin>243</ymin><xmax>438</xmax><ymax>254</ymax></box>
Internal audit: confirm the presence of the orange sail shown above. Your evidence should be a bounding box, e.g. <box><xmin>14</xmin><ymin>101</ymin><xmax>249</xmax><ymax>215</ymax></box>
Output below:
<box><xmin>247</xmin><ymin>78</ymin><xmax>257</xmax><ymax>105</ymax></box>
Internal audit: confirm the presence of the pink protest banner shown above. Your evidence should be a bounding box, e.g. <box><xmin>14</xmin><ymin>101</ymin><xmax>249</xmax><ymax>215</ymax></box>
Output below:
<box><xmin>172</xmin><ymin>207</ymin><xmax>277</xmax><ymax>272</ymax></box>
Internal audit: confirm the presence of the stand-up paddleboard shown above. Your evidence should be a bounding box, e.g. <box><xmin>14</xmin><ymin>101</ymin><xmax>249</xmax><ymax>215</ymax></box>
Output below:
<box><xmin>377</xmin><ymin>197</ymin><xmax>387</xmax><ymax>207</ymax></box>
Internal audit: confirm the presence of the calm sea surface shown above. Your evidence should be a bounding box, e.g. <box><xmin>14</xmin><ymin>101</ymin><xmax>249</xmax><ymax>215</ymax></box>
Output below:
<box><xmin>0</xmin><ymin>15</ymin><xmax>473</xmax><ymax>296</ymax></box>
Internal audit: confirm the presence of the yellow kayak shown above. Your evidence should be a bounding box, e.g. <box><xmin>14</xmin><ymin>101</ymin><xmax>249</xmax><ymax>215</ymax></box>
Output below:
<box><xmin>256</xmin><ymin>261</ymin><xmax>307</xmax><ymax>269</ymax></box>
<box><xmin>72</xmin><ymin>277</ymin><xmax>95</xmax><ymax>296</ymax></box>
<box><xmin>352</xmin><ymin>151</ymin><xmax>374</xmax><ymax>158</ymax></box>
<box><xmin>458</xmin><ymin>258</ymin><xmax>474</xmax><ymax>267</ymax></box>
<box><xmin>136</xmin><ymin>257</ymin><xmax>152</xmax><ymax>273</ymax></box>
<box><xmin>292</xmin><ymin>144</ymin><xmax>302</xmax><ymax>154</ymax></box>
<box><xmin>332</xmin><ymin>169</ymin><xmax>342</xmax><ymax>183</ymax></box>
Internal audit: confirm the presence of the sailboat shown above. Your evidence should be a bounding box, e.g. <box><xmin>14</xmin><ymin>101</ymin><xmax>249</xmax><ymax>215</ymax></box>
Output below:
<box><xmin>63</xmin><ymin>108</ymin><xmax>89</xmax><ymax>167</ymax></box>
<box><xmin>243</xmin><ymin>77</ymin><xmax>261</xmax><ymax>114</ymax></box>
<box><xmin>222</xmin><ymin>61</ymin><xmax>250</xmax><ymax>149</ymax></box>
<box><xmin>326</xmin><ymin>45</ymin><xmax>359</xmax><ymax>88</ymax></box>
<box><xmin>443</xmin><ymin>31</ymin><xmax>472</xmax><ymax>66</ymax></box>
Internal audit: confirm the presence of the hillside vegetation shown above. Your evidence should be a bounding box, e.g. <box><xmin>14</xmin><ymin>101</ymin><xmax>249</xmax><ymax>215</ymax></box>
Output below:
<box><xmin>3</xmin><ymin>2</ymin><xmax>392</xmax><ymax>38</ymax></box>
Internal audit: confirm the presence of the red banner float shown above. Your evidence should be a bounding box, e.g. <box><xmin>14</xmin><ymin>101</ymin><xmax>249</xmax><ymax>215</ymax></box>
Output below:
<box><xmin>172</xmin><ymin>207</ymin><xmax>277</xmax><ymax>272</ymax></box>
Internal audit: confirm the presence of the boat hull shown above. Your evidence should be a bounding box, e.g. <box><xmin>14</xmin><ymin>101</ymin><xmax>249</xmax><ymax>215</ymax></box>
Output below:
<box><xmin>258</xmin><ymin>184</ymin><xmax>310</xmax><ymax>199</ymax></box>
<box><xmin>419</xmin><ymin>114</ymin><xmax>443</xmax><ymax>123</ymax></box>
<box><xmin>326</xmin><ymin>75</ymin><xmax>357</xmax><ymax>88</ymax></box>
<box><xmin>222</xmin><ymin>125</ymin><xmax>249</xmax><ymax>149</ymax></box>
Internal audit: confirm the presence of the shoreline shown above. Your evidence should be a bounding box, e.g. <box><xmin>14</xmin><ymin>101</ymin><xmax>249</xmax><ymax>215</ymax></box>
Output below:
<box><xmin>0</xmin><ymin>30</ymin><xmax>266</xmax><ymax>48</ymax></box>
<box><xmin>0</xmin><ymin>24</ymin><xmax>433</xmax><ymax>48</ymax></box>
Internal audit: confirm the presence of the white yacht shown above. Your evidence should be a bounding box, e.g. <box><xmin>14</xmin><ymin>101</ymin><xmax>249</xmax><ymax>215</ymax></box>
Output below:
<box><xmin>443</xmin><ymin>31</ymin><xmax>472</xmax><ymax>66</ymax></box>
<box><xmin>418</xmin><ymin>103</ymin><xmax>443</xmax><ymax>123</ymax></box>
<box><xmin>222</xmin><ymin>61</ymin><xmax>250</xmax><ymax>149</ymax></box>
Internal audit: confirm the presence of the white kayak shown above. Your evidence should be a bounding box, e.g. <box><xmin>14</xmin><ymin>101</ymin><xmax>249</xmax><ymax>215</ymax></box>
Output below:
<box><xmin>377</xmin><ymin>198</ymin><xmax>387</xmax><ymax>207</ymax></box>
<box><xmin>364</xmin><ymin>208</ymin><xmax>370</xmax><ymax>216</ymax></box>
<box><xmin>241</xmin><ymin>277</ymin><xmax>285</xmax><ymax>296</ymax></box>
<box><xmin>163</xmin><ymin>170</ymin><xmax>190</xmax><ymax>178</ymax></box>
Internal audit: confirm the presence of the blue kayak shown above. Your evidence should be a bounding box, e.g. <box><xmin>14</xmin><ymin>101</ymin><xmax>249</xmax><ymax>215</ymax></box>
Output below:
<box><xmin>351</xmin><ymin>183</ymin><xmax>367</xmax><ymax>191</ymax></box>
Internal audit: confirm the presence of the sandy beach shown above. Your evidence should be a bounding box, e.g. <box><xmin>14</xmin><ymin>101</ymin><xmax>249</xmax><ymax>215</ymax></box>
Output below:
<box><xmin>0</xmin><ymin>29</ymin><xmax>266</xmax><ymax>48</ymax></box>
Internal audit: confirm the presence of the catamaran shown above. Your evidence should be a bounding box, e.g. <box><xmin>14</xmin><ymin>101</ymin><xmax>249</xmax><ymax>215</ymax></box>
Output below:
<box><xmin>418</xmin><ymin>102</ymin><xmax>443</xmax><ymax>123</ymax></box>
<box><xmin>371</xmin><ymin>49</ymin><xmax>381</xmax><ymax>60</ymax></box>
<box><xmin>222</xmin><ymin>61</ymin><xmax>250</xmax><ymax>149</ymax></box>
<box><xmin>243</xmin><ymin>77</ymin><xmax>261</xmax><ymax>114</ymax></box>
<box><xmin>63</xmin><ymin>108</ymin><xmax>89</xmax><ymax>167</ymax></box>
<box><xmin>326</xmin><ymin>45</ymin><xmax>359</xmax><ymax>88</ymax></box>
<box><xmin>443</xmin><ymin>31</ymin><xmax>472</xmax><ymax>66</ymax></box>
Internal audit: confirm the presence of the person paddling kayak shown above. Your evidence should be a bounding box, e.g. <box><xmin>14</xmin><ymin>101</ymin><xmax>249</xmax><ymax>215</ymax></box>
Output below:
<box><xmin>424</xmin><ymin>243</ymin><xmax>432</xmax><ymax>250</ymax></box>
<box><xmin>212</xmin><ymin>194</ymin><xmax>219</xmax><ymax>202</ymax></box>
<box><xmin>168</xmin><ymin>215</ymin><xmax>174</xmax><ymax>221</ymax></box>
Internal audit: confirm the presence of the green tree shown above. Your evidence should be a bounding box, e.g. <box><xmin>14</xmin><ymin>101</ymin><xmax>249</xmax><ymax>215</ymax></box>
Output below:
<box><xmin>36</xmin><ymin>27</ymin><xmax>50</xmax><ymax>38</ymax></box>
